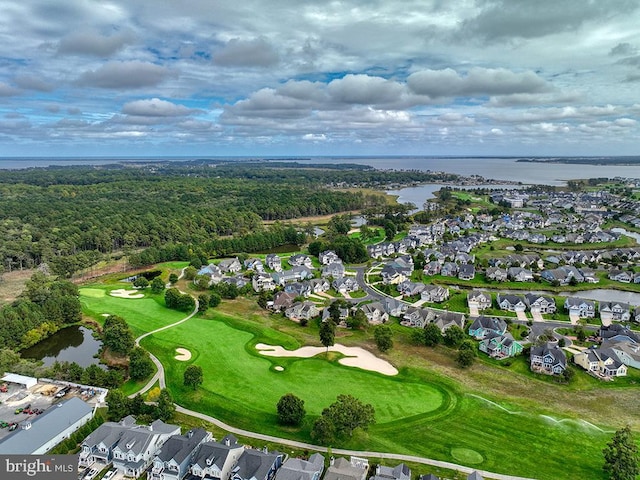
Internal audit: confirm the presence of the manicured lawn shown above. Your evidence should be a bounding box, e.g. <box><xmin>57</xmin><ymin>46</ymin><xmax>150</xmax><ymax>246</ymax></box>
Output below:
<box><xmin>138</xmin><ymin>311</ymin><xmax>614</xmax><ymax>480</ymax></box>
<box><xmin>82</xmin><ymin>289</ymin><xmax>635</xmax><ymax>480</ymax></box>
<box><xmin>79</xmin><ymin>285</ymin><xmax>187</xmax><ymax>337</ymax></box>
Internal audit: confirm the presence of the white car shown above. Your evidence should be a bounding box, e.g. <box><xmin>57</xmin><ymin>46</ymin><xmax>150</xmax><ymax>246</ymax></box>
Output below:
<box><xmin>84</xmin><ymin>468</ymin><xmax>99</xmax><ymax>480</ymax></box>
<box><xmin>103</xmin><ymin>470</ymin><xmax>116</xmax><ymax>480</ymax></box>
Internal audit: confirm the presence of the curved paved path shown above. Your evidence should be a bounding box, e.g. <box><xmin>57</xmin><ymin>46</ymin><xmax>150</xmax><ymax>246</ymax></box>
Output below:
<box><xmin>128</xmin><ymin>266</ymin><xmax>535</xmax><ymax>480</ymax></box>
<box><xmin>175</xmin><ymin>405</ymin><xmax>534</xmax><ymax>480</ymax></box>
<box><xmin>131</xmin><ymin>268</ymin><xmax>199</xmax><ymax>396</ymax></box>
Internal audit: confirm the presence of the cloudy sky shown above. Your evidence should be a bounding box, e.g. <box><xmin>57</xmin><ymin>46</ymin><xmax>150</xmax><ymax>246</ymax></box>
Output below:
<box><xmin>1</xmin><ymin>0</ymin><xmax>639</xmax><ymax>157</ymax></box>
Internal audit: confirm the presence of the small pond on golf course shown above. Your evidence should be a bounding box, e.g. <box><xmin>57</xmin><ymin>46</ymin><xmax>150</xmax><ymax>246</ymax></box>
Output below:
<box><xmin>21</xmin><ymin>325</ymin><xmax>104</xmax><ymax>368</ymax></box>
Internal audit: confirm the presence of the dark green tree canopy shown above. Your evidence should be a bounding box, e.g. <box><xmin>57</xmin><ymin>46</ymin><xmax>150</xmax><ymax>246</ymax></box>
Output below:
<box><xmin>603</xmin><ymin>425</ymin><xmax>639</xmax><ymax>480</ymax></box>
<box><xmin>183</xmin><ymin>364</ymin><xmax>203</xmax><ymax>390</ymax></box>
<box><xmin>276</xmin><ymin>393</ymin><xmax>306</xmax><ymax>426</ymax></box>
<box><xmin>374</xmin><ymin>324</ymin><xmax>393</xmax><ymax>353</ymax></box>
<box><xmin>311</xmin><ymin>394</ymin><xmax>376</xmax><ymax>444</ymax></box>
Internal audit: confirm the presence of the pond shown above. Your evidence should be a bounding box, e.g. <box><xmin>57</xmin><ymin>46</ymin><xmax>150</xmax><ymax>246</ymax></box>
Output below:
<box><xmin>21</xmin><ymin>325</ymin><xmax>104</xmax><ymax>368</ymax></box>
<box><xmin>493</xmin><ymin>288</ymin><xmax>640</xmax><ymax>307</ymax></box>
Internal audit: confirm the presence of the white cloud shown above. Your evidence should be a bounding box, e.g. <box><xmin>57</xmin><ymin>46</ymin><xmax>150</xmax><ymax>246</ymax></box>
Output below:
<box><xmin>122</xmin><ymin>98</ymin><xmax>198</xmax><ymax>117</ymax></box>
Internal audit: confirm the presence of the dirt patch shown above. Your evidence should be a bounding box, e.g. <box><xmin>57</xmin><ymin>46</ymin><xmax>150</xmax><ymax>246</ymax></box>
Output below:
<box><xmin>0</xmin><ymin>268</ymin><xmax>35</xmax><ymax>304</ymax></box>
<box><xmin>255</xmin><ymin>343</ymin><xmax>398</xmax><ymax>376</ymax></box>
<box><xmin>110</xmin><ymin>288</ymin><xmax>144</xmax><ymax>299</ymax></box>
<box><xmin>175</xmin><ymin>348</ymin><xmax>192</xmax><ymax>361</ymax></box>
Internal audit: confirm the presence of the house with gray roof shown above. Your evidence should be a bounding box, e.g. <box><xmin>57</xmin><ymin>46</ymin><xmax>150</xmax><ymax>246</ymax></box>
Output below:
<box><xmin>324</xmin><ymin>457</ymin><xmax>368</xmax><ymax>480</ymax></box>
<box><xmin>359</xmin><ymin>302</ymin><xmax>389</xmax><ymax>325</ymax></box>
<box><xmin>420</xmin><ymin>285</ymin><xmax>449</xmax><ymax>303</ymax></box>
<box><xmin>219</xmin><ymin>258</ymin><xmax>242</xmax><ymax>274</ymax></box>
<box><xmin>599</xmin><ymin>301</ymin><xmax>631</xmax><ymax>322</ymax></box>
<box><xmin>322</xmin><ymin>262</ymin><xmax>345</xmax><ymax>279</ymax></box>
<box><xmin>603</xmin><ymin>340</ymin><xmax>640</xmax><ymax>370</ymax></box>
<box><xmin>149</xmin><ymin>428</ymin><xmax>211</xmax><ymax>480</ymax></box>
<box><xmin>275</xmin><ymin>453</ymin><xmax>324</xmax><ymax>480</ymax></box>
<box><xmin>0</xmin><ymin>397</ymin><xmax>94</xmax><ymax>455</ymax></box>
<box><xmin>468</xmin><ymin>316</ymin><xmax>506</xmax><ymax>340</ymax></box>
<box><xmin>530</xmin><ymin>343</ymin><xmax>567</xmax><ymax>375</ymax></box>
<box><xmin>524</xmin><ymin>294</ymin><xmax>556</xmax><ymax>314</ymax></box>
<box><xmin>496</xmin><ymin>294</ymin><xmax>526</xmax><ymax>312</ymax></box>
<box><xmin>467</xmin><ymin>472</ymin><xmax>484</xmax><ymax>480</ymax></box>
<box><xmin>230</xmin><ymin>448</ymin><xmax>284</xmax><ymax>480</ymax></box>
<box><xmin>80</xmin><ymin>416</ymin><xmax>180</xmax><ymax>477</ymax></box>
<box><xmin>370</xmin><ymin>463</ymin><xmax>411</xmax><ymax>480</ymax></box>
<box><xmin>189</xmin><ymin>435</ymin><xmax>244</xmax><ymax>480</ymax></box>
<box><xmin>467</xmin><ymin>290</ymin><xmax>492</xmax><ymax>311</ymax></box>
<box><xmin>564</xmin><ymin>297</ymin><xmax>596</xmax><ymax>318</ymax></box>
<box><xmin>265</xmin><ymin>254</ymin><xmax>282</xmax><ymax>272</ymax></box>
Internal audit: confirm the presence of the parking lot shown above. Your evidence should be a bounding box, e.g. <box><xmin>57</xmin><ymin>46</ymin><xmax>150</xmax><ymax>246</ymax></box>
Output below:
<box><xmin>0</xmin><ymin>380</ymin><xmax>102</xmax><ymax>441</ymax></box>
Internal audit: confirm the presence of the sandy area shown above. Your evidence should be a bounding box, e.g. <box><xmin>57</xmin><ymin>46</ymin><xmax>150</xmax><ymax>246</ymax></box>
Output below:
<box><xmin>110</xmin><ymin>288</ymin><xmax>144</xmax><ymax>299</ymax></box>
<box><xmin>255</xmin><ymin>343</ymin><xmax>398</xmax><ymax>376</ymax></box>
<box><xmin>274</xmin><ymin>366</ymin><xmax>284</xmax><ymax>371</ymax></box>
<box><xmin>175</xmin><ymin>348</ymin><xmax>192</xmax><ymax>361</ymax></box>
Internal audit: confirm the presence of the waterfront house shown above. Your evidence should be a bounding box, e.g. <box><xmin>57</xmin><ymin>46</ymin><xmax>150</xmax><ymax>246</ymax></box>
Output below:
<box><xmin>599</xmin><ymin>301</ymin><xmax>631</xmax><ymax>322</ymax></box>
<box><xmin>420</xmin><ymin>285</ymin><xmax>449</xmax><ymax>303</ymax></box>
<box><xmin>524</xmin><ymin>294</ymin><xmax>557</xmax><ymax>314</ymax></box>
<box><xmin>467</xmin><ymin>290</ymin><xmax>492</xmax><ymax>311</ymax></box>
<box><xmin>496</xmin><ymin>293</ymin><xmax>526</xmax><ymax>312</ymax></box>
<box><xmin>563</xmin><ymin>297</ymin><xmax>596</xmax><ymax>318</ymax></box>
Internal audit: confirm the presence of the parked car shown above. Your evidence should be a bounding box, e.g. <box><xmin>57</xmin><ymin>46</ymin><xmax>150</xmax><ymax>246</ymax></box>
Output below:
<box><xmin>84</xmin><ymin>468</ymin><xmax>99</xmax><ymax>480</ymax></box>
<box><xmin>103</xmin><ymin>469</ymin><xmax>116</xmax><ymax>480</ymax></box>
<box><xmin>8</xmin><ymin>422</ymin><xmax>18</xmax><ymax>431</ymax></box>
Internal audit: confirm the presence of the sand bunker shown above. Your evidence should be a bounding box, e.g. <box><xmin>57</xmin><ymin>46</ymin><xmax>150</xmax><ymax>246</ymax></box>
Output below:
<box><xmin>175</xmin><ymin>348</ymin><xmax>192</xmax><ymax>361</ymax></box>
<box><xmin>274</xmin><ymin>366</ymin><xmax>284</xmax><ymax>371</ymax></box>
<box><xmin>110</xmin><ymin>288</ymin><xmax>144</xmax><ymax>299</ymax></box>
<box><xmin>256</xmin><ymin>343</ymin><xmax>398</xmax><ymax>376</ymax></box>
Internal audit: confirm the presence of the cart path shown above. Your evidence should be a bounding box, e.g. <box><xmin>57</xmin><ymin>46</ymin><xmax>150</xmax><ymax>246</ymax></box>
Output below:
<box><xmin>128</xmin><ymin>266</ymin><xmax>536</xmax><ymax>480</ymax></box>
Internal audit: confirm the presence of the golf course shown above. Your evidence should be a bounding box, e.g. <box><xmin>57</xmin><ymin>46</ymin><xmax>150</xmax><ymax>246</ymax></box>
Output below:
<box><xmin>79</xmin><ymin>282</ymin><xmax>624</xmax><ymax>480</ymax></box>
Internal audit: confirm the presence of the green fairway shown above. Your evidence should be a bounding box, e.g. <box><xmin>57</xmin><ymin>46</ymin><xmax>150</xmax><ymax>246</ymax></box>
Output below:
<box><xmin>82</xmin><ymin>287</ymin><xmax>619</xmax><ymax>480</ymax></box>
<box><xmin>80</xmin><ymin>285</ymin><xmax>186</xmax><ymax>337</ymax></box>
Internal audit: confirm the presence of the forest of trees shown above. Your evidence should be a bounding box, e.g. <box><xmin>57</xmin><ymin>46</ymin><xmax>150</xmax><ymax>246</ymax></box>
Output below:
<box><xmin>1</xmin><ymin>161</ymin><xmax>440</xmax><ymax>276</ymax></box>
<box><xmin>0</xmin><ymin>272</ymin><xmax>82</xmax><ymax>349</ymax></box>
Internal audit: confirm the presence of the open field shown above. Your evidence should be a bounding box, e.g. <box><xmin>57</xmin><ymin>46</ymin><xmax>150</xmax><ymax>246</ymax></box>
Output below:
<box><xmin>77</xmin><ymin>286</ymin><xmax>640</xmax><ymax>480</ymax></box>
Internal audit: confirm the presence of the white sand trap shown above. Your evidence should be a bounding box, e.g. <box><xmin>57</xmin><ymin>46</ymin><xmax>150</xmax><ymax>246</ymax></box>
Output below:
<box><xmin>255</xmin><ymin>343</ymin><xmax>398</xmax><ymax>376</ymax></box>
<box><xmin>110</xmin><ymin>288</ymin><xmax>144</xmax><ymax>299</ymax></box>
<box><xmin>101</xmin><ymin>313</ymin><xmax>111</xmax><ymax>317</ymax></box>
<box><xmin>274</xmin><ymin>366</ymin><xmax>284</xmax><ymax>371</ymax></box>
<box><xmin>175</xmin><ymin>348</ymin><xmax>192</xmax><ymax>361</ymax></box>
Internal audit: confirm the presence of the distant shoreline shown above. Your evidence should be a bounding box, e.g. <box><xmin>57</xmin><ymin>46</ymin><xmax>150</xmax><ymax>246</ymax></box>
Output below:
<box><xmin>516</xmin><ymin>157</ymin><xmax>640</xmax><ymax>166</ymax></box>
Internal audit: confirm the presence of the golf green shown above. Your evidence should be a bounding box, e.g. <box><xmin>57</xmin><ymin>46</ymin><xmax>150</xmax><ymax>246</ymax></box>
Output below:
<box><xmin>143</xmin><ymin>316</ymin><xmax>449</xmax><ymax>424</ymax></box>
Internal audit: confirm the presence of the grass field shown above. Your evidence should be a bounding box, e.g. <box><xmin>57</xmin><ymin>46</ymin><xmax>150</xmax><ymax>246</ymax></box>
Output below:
<box><xmin>79</xmin><ymin>286</ymin><xmax>637</xmax><ymax>480</ymax></box>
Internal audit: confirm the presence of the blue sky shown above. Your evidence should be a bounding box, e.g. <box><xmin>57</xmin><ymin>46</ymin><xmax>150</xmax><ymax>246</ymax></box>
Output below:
<box><xmin>1</xmin><ymin>0</ymin><xmax>639</xmax><ymax>157</ymax></box>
